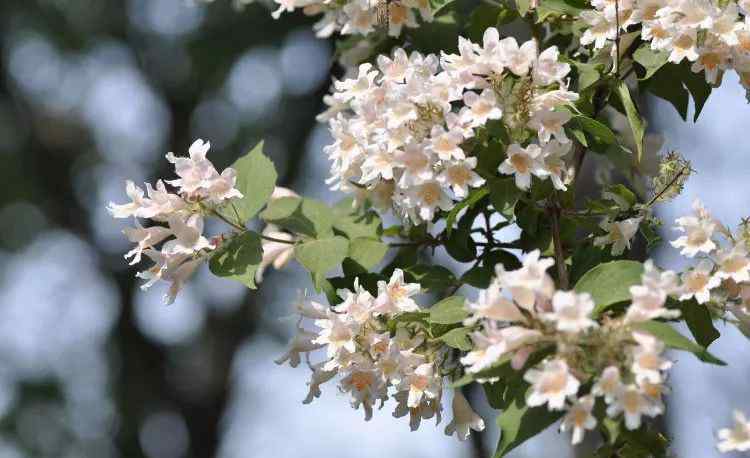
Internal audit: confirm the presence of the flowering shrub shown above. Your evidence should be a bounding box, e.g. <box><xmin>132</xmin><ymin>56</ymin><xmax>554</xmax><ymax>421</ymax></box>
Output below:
<box><xmin>112</xmin><ymin>0</ymin><xmax>750</xmax><ymax>455</ymax></box>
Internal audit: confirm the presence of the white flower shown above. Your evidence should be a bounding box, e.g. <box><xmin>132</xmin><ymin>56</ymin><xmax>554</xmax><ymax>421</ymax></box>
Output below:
<box><xmin>524</xmin><ymin>359</ymin><xmax>580</xmax><ymax>411</ymax></box>
<box><xmin>499</xmin><ymin>250</ymin><xmax>555</xmax><ymax>311</ymax></box>
<box><xmin>256</xmin><ymin>225</ymin><xmax>296</xmax><ymax>283</ymax></box>
<box><xmin>560</xmin><ymin>395</ymin><xmax>597</xmax><ymax>445</ymax></box>
<box><xmin>527</xmin><ymin>109</ymin><xmax>571</xmax><ymax>144</ymax></box>
<box><xmin>402</xmin><ymin>363</ymin><xmax>442</xmax><ymax>408</ymax></box>
<box><xmin>373</xmin><ymin>268</ymin><xmax>422</xmax><ymax>315</ymax></box>
<box><xmin>108</xmin><ymin>181</ymin><xmax>149</xmax><ymax>219</ymax></box>
<box><xmin>540</xmin><ymin>140</ymin><xmax>572</xmax><ymax>191</ymax></box>
<box><xmin>393</xmin><ymin>390</ymin><xmax>442</xmax><ymax>431</ymax></box>
<box><xmin>592</xmin><ymin>366</ymin><xmax>622</xmax><ymax>404</ymax></box>
<box><xmin>428</xmin><ymin>126</ymin><xmax>466</xmax><ymax>161</ymax></box>
<box><xmin>714</xmin><ymin>243</ymin><xmax>750</xmax><ymax>283</ymax></box>
<box><xmin>314</xmin><ymin>314</ymin><xmax>359</xmax><ymax>364</ymax></box>
<box><xmin>542</xmin><ymin>291</ymin><xmax>598</xmax><ymax>333</ymax></box>
<box><xmin>339</xmin><ymin>360</ymin><xmax>388</xmax><ymax>421</ymax></box>
<box><xmin>275</xmin><ymin>326</ymin><xmax>324</xmax><ymax>368</ymax></box>
<box><xmin>162</xmin><ymin>214</ymin><xmax>214</xmax><ymax>256</ymax></box>
<box><xmin>466</xmin><ymin>281</ymin><xmax>525</xmax><ymax>323</ymax></box>
<box><xmin>580</xmin><ymin>10</ymin><xmax>616</xmax><ymax>49</ymax></box>
<box><xmin>402</xmin><ymin>180</ymin><xmax>453</xmax><ymax>223</ymax></box>
<box><xmin>436</xmin><ymin>158</ymin><xmax>485</xmax><ymax>199</ymax></box>
<box><xmin>630</xmin><ymin>331</ymin><xmax>672</xmax><ymax>384</ymax></box>
<box><xmin>123</xmin><ymin>221</ymin><xmax>172</xmax><ymax>265</ymax></box>
<box><xmin>594</xmin><ymin>217</ymin><xmax>642</xmax><ymax>256</ymax></box>
<box><xmin>445</xmin><ymin>390</ymin><xmax>485</xmax><ymax>441</ymax></box>
<box><xmin>498</xmin><ymin>143</ymin><xmax>547</xmax><ymax>191</ymax></box>
<box><xmin>498</xmin><ymin>37</ymin><xmax>538</xmax><ymax>76</ymax></box>
<box><xmin>671</xmin><ymin>206</ymin><xmax>717</xmax><ymax>257</ymax></box>
<box><xmin>607</xmin><ymin>384</ymin><xmax>663</xmax><ymax>430</ymax></box>
<box><xmin>717</xmin><ymin>410</ymin><xmax>750</xmax><ymax>453</ymax></box>
<box><xmin>303</xmin><ymin>362</ymin><xmax>337</xmax><ymax>404</ymax></box>
<box><xmin>533</xmin><ymin>46</ymin><xmax>571</xmax><ymax>85</ymax></box>
<box><xmin>333</xmin><ymin>280</ymin><xmax>375</xmax><ymax>324</ymax></box>
<box><xmin>462</xmin><ymin>89</ymin><xmax>502</xmax><ymax>127</ymax></box>
<box><xmin>679</xmin><ymin>259</ymin><xmax>720</xmax><ymax>304</ymax></box>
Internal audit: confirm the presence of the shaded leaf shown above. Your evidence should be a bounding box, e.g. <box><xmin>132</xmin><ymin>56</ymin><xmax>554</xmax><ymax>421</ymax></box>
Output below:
<box><xmin>209</xmin><ymin>231</ymin><xmax>263</xmax><ymax>289</ymax></box>
<box><xmin>494</xmin><ymin>395</ymin><xmax>563</xmax><ymax>457</ymax></box>
<box><xmin>406</xmin><ymin>265</ymin><xmax>457</xmax><ymax>292</ymax></box>
<box><xmin>439</xmin><ymin>327</ymin><xmax>472</xmax><ymax>351</ymax></box>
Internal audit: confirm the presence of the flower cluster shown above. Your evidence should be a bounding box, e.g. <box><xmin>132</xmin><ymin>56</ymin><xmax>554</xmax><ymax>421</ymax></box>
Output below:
<box><xmin>670</xmin><ymin>199</ymin><xmax>750</xmax><ymax>329</ymax></box>
<box><xmin>322</xmin><ymin>29</ymin><xmax>579</xmax><ymax>224</ymax></box>
<box><xmin>718</xmin><ymin>410</ymin><xmax>750</xmax><ymax>453</ymax></box>
<box><xmin>276</xmin><ymin>269</ymin><xmax>486</xmax><ymax>439</ymax></box>
<box><xmin>461</xmin><ymin>250</ymin><xmax>678</xmax><ymax>444</ymax></box>
<box><xmin>580</xmin><ymin>0</ymin><xmax>750</xmax><ymax>89</ymax></box>
<box><xmin>108</xmin><ymin>140</ymin><xmax>243</xmax><ymax>303</ymax></box>
<box><xmin>270</xmin><ymin>0</ymin><xmax>433</xmax><ymax>38</ymax></box>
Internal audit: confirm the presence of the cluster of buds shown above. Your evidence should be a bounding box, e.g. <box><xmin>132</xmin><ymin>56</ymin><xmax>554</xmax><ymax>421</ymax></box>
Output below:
<box><xmin>108</xmin><ymin>140</ymin><xmax>243</xmax><ymax>303</ymax></box>
<box><xmin>276</xmin><ymin>270</ymin><xmax>486</xmax><ymax>439</ymax></box>
<box><xmin>461</xmin><ymin>251</ymin><xmax>679</xmax><ymax>444</ymax></box>
<box><xmin>581</xmin><ymin>0</ymin><xmax>750</xmax><ymax>90</ymax></box>
<box><xmin>321</xmin><ymin>28</ymin><xmax>580</xmax><ymax>224</ymax></box>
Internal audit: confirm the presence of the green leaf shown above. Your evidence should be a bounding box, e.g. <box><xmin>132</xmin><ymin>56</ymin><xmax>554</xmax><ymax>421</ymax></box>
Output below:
<box><xmin>680</xmin><ymin>62</ymin><xmax>712</xmax><ymax>121</ymax></box>
<box><xmin>536</xmin><ymin>0</ymin><xmax>586</xmax><ymax>21</ymax></box>
<box><xmin>230</xmin><ymin>142</ymin><xmax>278</xmax><ymax>223</ymax></box>
<box><xmin>261</xmin><ymin>197</ymin><xmax>334</xmax><ymax>238</ymax></box>
<box><xmin>494</xmin><ymin>396</ymin><xmax>564</xmax><ymax>457</ymax></box>
<box><xmin>616</xmin><ymin>81</ymin><xmax>646</xmax><ymax>164</ymax></box>
<box><xmin>488</xmin><ymin>177</ymin><xmax>522</xmax><ymax>219</ymax></box>
<box><xmin>445</xmin><ymin>187</ymin><xmax>489</xmax><ymax>236</ymax></box>
<box><xmin>461</xmin><ymin>264</ymin><xmax>493</xmax><ymax>288</ymax></box>
<box><xmin>406</xmin><ymin>265</ymin><xmax>457</xmax><ymax>292</ymax></box>
<box><xmin>439</xmin><ymin>327</ymin><xmax>473</xmax><ymax>351</ymax></box>
<box><xmin>516</xmin><ymin>0</ymin><xmax>530</xmax><ymax>16</ymax></box>
<box><xmin>429</xmin><ymin>295</ymin><xmax>468</xmax><ymax>324</ymax></box>
<box><xmin>679</xmin><ymin>299</ymin><xmax>720</xmax><ymax>348</ymax></box>
<box><xmin>294</xmin><ymin>236</ymin><xmax>349</xmax><ymax>276</ymax></box>
<box><xmin>573</xmin><ymin>114</ymin><xmax>617</xmax><ymax>145</ymax></box>
<box><xmin>633</xmin><ymin>45</ymin><xmax>669</xmax><ymax>80</ymax></box>
<box><xmin>332</xmin><ymin>198</ymin><xmax>382</xmax><ymax>239</ymax></box>
<box><xmin>348</xmin><ymin>238</ymin><xmax>388</xmax><ymax>270</ymax></box>
<box><xmin>632</xmin><ymin>320</ymin><xmax>726</xmax><ymax>365</ymax></box>
<box><xmin>445</xmin><ymin>205</ymin><xmax>480</xmax><ymax>262</ymax></box>
<box><xmin>643</xmin><ymin>65</ymin><xmax>690</xmax><ymax>120</ymax></box>
<box><xmin>209</xmin><ymin>231</ymin><xmax>263</xmax><ymax>289</ymax></box>
<box><xmin>574</xmin><ymin>260</ymin><xmax>644</xmax><ymax>316</ymax></box>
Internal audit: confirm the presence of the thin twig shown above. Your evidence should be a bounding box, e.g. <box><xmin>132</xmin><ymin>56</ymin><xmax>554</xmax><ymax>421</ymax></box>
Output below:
<box><xmin>549</xmin><ymin>197</ymin><xmax>569</xmax><ymax>289</ymax></box>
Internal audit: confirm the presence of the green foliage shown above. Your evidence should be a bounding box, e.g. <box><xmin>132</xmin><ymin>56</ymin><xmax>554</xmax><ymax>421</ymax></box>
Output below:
<box><xmin>574</xmin><ymin>260</ymin><xmax>644</xmax><ymax>316</ymax></box>
<box><xmin>677</xmin><ymin>299</ymin><xmax>720</xmax><ymax>348</ymax></box>
<box><xmin>632</xmin><ymin>320</ymin><xmax>726</xmax><ymax>365</ymax></box>
<box><xmin>633</xmin><ymin>45</ymin><xmax>669</xmax><ymax>80</ymax></box>
<box><xmin>294</xmin><ymin>236</ymin><xmax>350</xmax><ymax>277</ymax></box>
<box><xmin>439</xmin><ymin>327</ymin><xmax>473</xmax><ymax>351</ymax></box>
<box><xmin>209</xmin><ymin>231</ymin><xmax>263</xmax><ymax>289</ymax></box>
<box><xmin>445</xmin><ymin>187</ymin><xmax>489</xmax><ymax>236</ymax></box>
<box><xmin>494</xmin><ymin>392</ymin><xmax>564</xmax><ymax>457</ymax></box>
<box><xmin>229</xmin><ymin>142</ymin><xmax>278</xmax><ymax>223</ymax></box>
<box><xmin>616</xmin><ymin>81</ymin><xmax>646</xmax><ymax>163</ymax></box>
<box><xmin>428</xmin><ymin>295</ymin><xmax>468</xmax><ymax>324</ymax></box>
<box><xmin>332</xmin><ymin>198</ymin><xmax>382</xmax><ymax>240</ymax></box>
<box><xmin>261</xmin><ymin>196</ymin><xmax>334</xmax><ymax>238</ymax></box>
<box><xmin>347</xmin><ymin>237</ymin><xmax>388</xmax><ymax>270</ymax></box>
<box><xmin>405</xmin><ymin>265</ymin><xmax>457</xmax><ymax>293</ymax></box>
<box><xmin>488</xmin><ymin>177</ymin><xmax>522</xmax><ymax>219</ymax></box>
<box><xmin>535</xmin><ymin>0</ymin><xmax>587</xmax><ymax>22</ymax></box>
<box><xmin>642</xmin><ymin>62</ymin><xmax>712</xmax><ymax>121</ymax></box>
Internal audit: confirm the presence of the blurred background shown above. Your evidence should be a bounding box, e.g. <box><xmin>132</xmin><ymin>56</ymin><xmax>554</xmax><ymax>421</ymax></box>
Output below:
<box><xmin>0</xmin><ymin>0</ymin><xmax>748</xmax><ymax>457</ymax></box>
